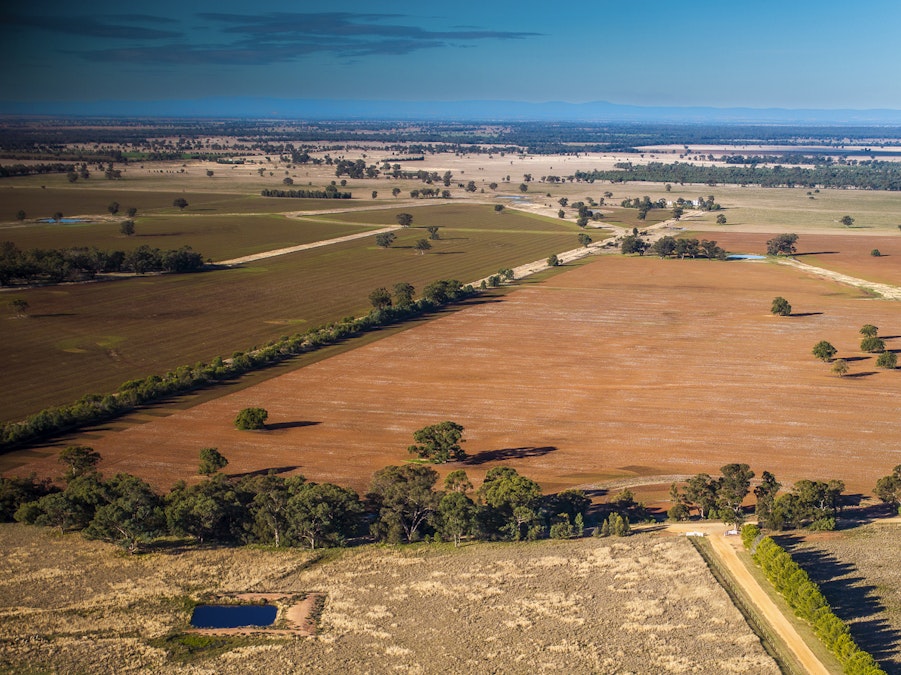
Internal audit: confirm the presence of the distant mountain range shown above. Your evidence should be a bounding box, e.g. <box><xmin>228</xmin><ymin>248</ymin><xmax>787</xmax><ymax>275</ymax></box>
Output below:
<box><xmin>4</xmin><ymin>98</ymin><xmax>901</xmax><ymax>124</ymax></box>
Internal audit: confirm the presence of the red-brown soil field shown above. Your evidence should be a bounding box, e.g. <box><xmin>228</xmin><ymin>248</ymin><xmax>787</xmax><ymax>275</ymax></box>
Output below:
<box><xmin>704</xmin><ymin>232</ymin><xmax>901</xmax><ymax>287</ymax></box>
<box><xmin>8</xmin><ymin>255</ymin><xmax>901</xmax><ymax>501</ymax></box>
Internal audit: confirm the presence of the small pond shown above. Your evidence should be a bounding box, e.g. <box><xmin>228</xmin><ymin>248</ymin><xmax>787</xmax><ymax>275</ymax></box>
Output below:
<box><xmin>190</xmin><ymin>604</ymin><xmax>277</xmax><ymax>629</ymax></box>
<box><xmin>726</xmin><ymin>254</ymin><xmax>766</xmax><ymax>260</ymax></box>
<box><xmin>495</xmin><ymin>194</ymin><xmax>529</xmax><ymax>202</ymax></box>
<box><xmin>38</xmin><ymin>218</ymin><xmax>91</xmax><ymax>224</ymax></box>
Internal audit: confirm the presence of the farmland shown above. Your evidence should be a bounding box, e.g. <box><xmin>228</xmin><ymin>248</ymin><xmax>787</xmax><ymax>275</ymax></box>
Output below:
<box><xmin>0</xmin><ymin>524</ymin><xmax>779</xmax><ymax>674</ymax></box>
<box><xmin>8</xmin><ymin>253</ymin><xmax>900</xmax><ymax>501</ymax></box>
<box><xmin>1</xmin><ymin>204</ymin><xmax>583</xmax><ymax>422</ymax></box>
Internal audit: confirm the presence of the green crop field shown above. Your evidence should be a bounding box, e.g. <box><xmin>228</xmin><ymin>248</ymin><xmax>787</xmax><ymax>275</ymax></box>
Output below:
<box><xmin>1</xmin><ymin>204</ymin><xmax>589</xmax><ymax>422</ymax></box>
<box><xmin>0</xmin><ymin>213</ymin><xmax>379</xmax><ymax>261</ymax></box>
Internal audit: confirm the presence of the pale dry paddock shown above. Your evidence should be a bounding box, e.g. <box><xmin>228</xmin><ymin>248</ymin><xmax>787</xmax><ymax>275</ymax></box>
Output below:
<box><xmin>0</xmin><ymin>524</ymin><xmax>778</xmax><ymax>674</ymax></box>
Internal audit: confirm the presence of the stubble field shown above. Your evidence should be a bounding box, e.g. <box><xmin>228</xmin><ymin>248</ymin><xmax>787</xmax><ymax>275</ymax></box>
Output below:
<box><xmin>0</xmin><ymin>524</ymin><xmax>779</xmax><ymax>674</ymax></box>
<box><xmin>9</xmin><ymin>254</ymin><xmax>900</xmax><ymax>503</ymax></box>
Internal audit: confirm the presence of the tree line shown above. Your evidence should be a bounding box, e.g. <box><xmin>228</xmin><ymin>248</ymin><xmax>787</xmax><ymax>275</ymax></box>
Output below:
<box><xmin>572</xmin><ymin>161</ymin><xmax>901</xmax><ymax>190</ymax></box>
<box><xmin>0</xmin><ymin>242</ymin><xmax>205</xmax><ymax>286</ymax></box>
<box><xmin>0</xmin><ymin>279</ymin><xmax>475</xmax><ymax>451</ymax></box>
<box><xmin>0</xmin><ymin>443</ymin><xmax>637</xmax><ymax>553</ymax></box>
<box><xmin>260</xmin><ymin>188</ymin><xmax>352</xmax><ymax>199</ymax></box>
<box><xmin>0</xmin><ymin>162</ymin><xmax>77</xmax><ymax>178</ymax></box>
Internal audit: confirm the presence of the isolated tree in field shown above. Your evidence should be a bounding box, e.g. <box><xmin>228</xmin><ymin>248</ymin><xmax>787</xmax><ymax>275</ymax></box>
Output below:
<box><xmin>58</xmin><ymin>446</ymin><xmax>101</xmax><ymax>481</ymax></box>
<box><xmin>716</xmin><ymin>214</ymin><xmax>727</xmax><ymax>225</ymax></box>
<box><xmin>812</xmin><ymin>340</ymin><xmax>837</xmax><ymax>361</ymax></box>
<box><xmin>831</xmin><ymin>359</ymin><xmax>849</xmax><ymax>377</ymax></box>
<box><xmin>407</xmin><ymin>421</ymin><xmax>465</xmax><ymax>463</ymax></box>
<box><xmin>578</xmin><ymin>232</ymin><xmax>592</xmax><ymax>247</ymax></box>
<box><xmin>120</xmin><ymin>220</ymin><xmax>135</xmax><ymax>236</ymax></box>
<box><xmin>766</xmin><ymin>233</ymin><xmax>798</xmax><ymax>256</ymax></box>
<box><xmin>860</xmin><ymin>336</ymin><xmax>886</xmax><ymax>353</ymax></box>
<box><xmin>126</xmin><ymin>207</ymin><xmax>137</xmax><ymax>218</ymax></box>
<box><xmin>771</xmin><ymin>296</ymin><xmax>792</xmax><ymax>316</ymax></box>
<box><xmin>413</xmin><ymin>239</ymin><xmax>431</xmax><ymax>255</ymax></box>
<box><xmin>206</xmin><ymin>170</ymin><xmax>214</xmax><ymax>178</ymax></box>
<box><xmin>859</xmin><ymin>324</ymin><xmax>878</xmax><ymax>338</ymax></box>
<box><xmin>16</xmin><ymin>210</ymin><xmax>26</xmax><ymax>221</ymax></box>
<box><xmin>519</xmin><ymin>183</ymin><xmax>528</xmax><ymax>193</ymax></box>
<box><xmin>375</xmin><ymin>232</ymin><xmax>395</xmax><ymax>248</ymax></box>
<box><xmin>107</xmin><ymin>201</ymin><xmax>119</xmax><ymax>215</ymax></box>
<box><xmin>368</xmin><ymin>286</ymin><xmax>392</xmax><ymax>310</ymax></box>
<box><xmin>198</xmin><ymin>447</ymin><xmax>229</xmax><ymax>476</ymax></box>
<box><xmin>391</xmin><ymin>187</ymin><xmax>401</xmax><ymax>198</ymax></box>
<box><xmin>172</xmin><ymin>198</ymin><xmax>189</xmax><ymax>210</ymax></box>
<box><xmin>10</xmin><ymin>299</ymin><xmax>28</xmax><ymax>318</ymax></box>
<box><xmin>840</xmin><ymin>215</ymin><xmax>854</xmax><ymax>227</ymax></box>
<box><xmin>488</xmin><ymin>182</ymin><xmax>498</xmax><ymax>190</ymax></box>
<box><xmin>494</xmin><ymin>204</ymin><xmax>505</xmax><ymax>213</ymax></box>
<box><xmin>426</xmin><ymin>226</ymin><xmax>440</xmax><ymax>240</ymax></box>
<box><xmin>283</xmin><ymin>177</ymin><xmax>294</xmax><ymax>185</ymax></box>
<box><xmin>871</xmin><ymin>249</ymin><xmax>882</xmax><ymax>257</ymax></box>
<box><xmin>547</xmin><ymin>254</ymin><xmax>559</xmax><ymax>267</ymax></box>
<box><xmin>465</xmin><ymin>181</ymin><xmax>477</xmax><ymax>193</ymax></box>
<box><xmin>876</xmin><ymin>351</ymin><xmax>897</xmax><ymax>369</ymax></box>
<box><xmin>367</xmin><ymin>464</ymin><xmax>440</xmax><ymax>543</ymax></box>
<box><xmin>234</xmin><ymin>407</ymin><xmax>268</xmax><ymax>430</ymax></box>
<box><xmin>557</xmin><ymin>209</ymin><xmax>565</xmax><ymax>218</ymax></box>
<box><xmin>396</xmin><ymin>212</ymin><xmax>413</xmax><ymax>227</ymax></box>
<box><xmin>392</xmin><ymin>282</ymin><xmax>415</xmax><ymax>308</ymax></box>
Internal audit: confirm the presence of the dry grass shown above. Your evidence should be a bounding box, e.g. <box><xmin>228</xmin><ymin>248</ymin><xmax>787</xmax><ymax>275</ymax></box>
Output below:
<box><xmin>0</xmin><ymin>524</ymin><xmax>778</xmax><ymax>673</ymax></box>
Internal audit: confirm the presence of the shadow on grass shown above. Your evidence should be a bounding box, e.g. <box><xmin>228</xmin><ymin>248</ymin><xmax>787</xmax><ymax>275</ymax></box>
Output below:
<box><xmin>464</xmin><ymin>445</ymin><xmax>557</xmax><ymax>465</ymax></box>
<box><xmin>778</xmin><ymin>533</ymin><xmax>901</xmax><ymax>672</ymax></box>
<box><xmin>843</xmin><ymin>371</ymin><xmax>877</xmax><ymax>378</ymax></box>
<box><xmin>793</xmin><ymin>251</ymin><xmax>840</xmax><ymax>256</ymax></box>
<box><xmin>789</xmin><ymin>312</ymin><xmax>824</xmax><ymax>317</ymax></box>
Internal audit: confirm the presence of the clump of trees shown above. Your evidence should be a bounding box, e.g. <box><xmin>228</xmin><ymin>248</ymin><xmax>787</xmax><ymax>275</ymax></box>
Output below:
<box><xmin>873</xmin><ymin>465</ymin><xmax>901</xmax><ymax>513</ymax></box>
<box><xmin>260</xmin><ymin>188</ymin><xmax>351</xmax><ymax>199</ymax></box>
<box><xmin>0</xmin><ymin>242</ymin><xmax>205</xmax><ymax>285</ymax></box>
<box><xmin>649</xmin><ymin>236</ymin><xmax>726</xmax><ymax>260</ymax></box>
<box><xmin>766</xmin><ymin>233</ymin><xmax>798</xmax><ymax>256</ymax></box>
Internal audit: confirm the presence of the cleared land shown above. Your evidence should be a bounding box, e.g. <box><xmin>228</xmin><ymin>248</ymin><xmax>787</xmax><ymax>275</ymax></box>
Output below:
<box><xmin>0</xmin><ymin>524</ymin><xmax>779</xmax><ymax>674</ymax></box>
<box><xmin>1</xmin><ymin>204</ymin><xmax>582</xmax><ymax>422</ymax></box>
<box><xmin>787</xmin><ymin>520</ymin><xmax>901</xmax><ymax>674</ymax></box>
<box><xmin>8</xmin><ymin>255</ymin><xmax>900</xmax><ymax>500</ymax></box>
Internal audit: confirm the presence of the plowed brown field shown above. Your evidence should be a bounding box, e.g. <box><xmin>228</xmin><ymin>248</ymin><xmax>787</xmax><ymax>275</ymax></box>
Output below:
<box><xmin>9</xmin><ymin>255</ymin><xmax>901</xmax><ymax>500</ymax></box>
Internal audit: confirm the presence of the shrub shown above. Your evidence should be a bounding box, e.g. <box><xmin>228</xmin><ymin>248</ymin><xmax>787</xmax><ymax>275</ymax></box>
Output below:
<box><xmin>234</xmin><ymin>407</ymin><xmax>268</xmax><ymax>430</ymax></box>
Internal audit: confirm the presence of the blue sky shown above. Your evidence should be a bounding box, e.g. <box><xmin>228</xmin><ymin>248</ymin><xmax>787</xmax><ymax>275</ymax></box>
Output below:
<box><xmin>2</xmin><ymin>0</ymin><xmax>900</xmax><ymax>111</ymax></box>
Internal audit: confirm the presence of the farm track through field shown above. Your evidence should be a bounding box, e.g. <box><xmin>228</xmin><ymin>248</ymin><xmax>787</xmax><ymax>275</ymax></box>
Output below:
<box><xmin>777</xmin><ymin>258</ymin><xmax>901</xmax><ymax>300</ymax></box>
<box><xmin>667</xmin><ymin>523</ymin><xmax>832</xmax><ymax>675</ymax></box>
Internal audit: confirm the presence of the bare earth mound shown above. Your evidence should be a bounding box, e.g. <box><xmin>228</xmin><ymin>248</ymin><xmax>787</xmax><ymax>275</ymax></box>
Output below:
<box><xmin>7</xmin><ymin>256</ymin><xmax>901</xmax><ymax>499</ymax></box>
<box><xmin>0</xmin><ymin>524</ymin><xmax>778</xmax><ymax>674</ymax></box>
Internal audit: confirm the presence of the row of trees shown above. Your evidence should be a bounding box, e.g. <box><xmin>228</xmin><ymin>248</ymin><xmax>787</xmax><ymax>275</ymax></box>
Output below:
<box><xmin>572</xmin><ymin>161</ymin><xmax>901</xmax><ymax>190</ymax></box>
<box><xmin>0</xmin><ymin>242</ymin><xmax>205</xmax><ymax>285</ymax></box>
<box><xmin>2</xmin><ymin>446</ymin><xmax>636</xmax><ymax>552</ymax></box>
<box><xmin>260</xmin><ymin>188</ymin><xmax>352</xmax><ymax>199</ymax></box>
<box><xmin>0</xmin><ymin>279</ymin><xmax>476</xmax><ymax>450</ymax></box>
<box><xmin>743</xmin><ymin>527</ymin><xmax>887</xmax><ymax>675</ymax></box>
<box><xmin>649</xmin><ymin>236</ymin><xmax>727</xmax><ymax>260</ymax></box>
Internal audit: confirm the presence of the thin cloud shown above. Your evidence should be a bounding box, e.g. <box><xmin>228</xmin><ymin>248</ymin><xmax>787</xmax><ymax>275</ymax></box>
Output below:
<box><xmin>2</xmin><ymin>12</ymin><xmax>182</xmax><ymax>39</ymax></box>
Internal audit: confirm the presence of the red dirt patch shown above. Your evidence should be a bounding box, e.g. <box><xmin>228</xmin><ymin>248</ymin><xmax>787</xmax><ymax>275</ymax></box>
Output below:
<box><xmin>7</xmin><ymin>256</ymin><xmax>901</xmax><ymax>498</ymax></box>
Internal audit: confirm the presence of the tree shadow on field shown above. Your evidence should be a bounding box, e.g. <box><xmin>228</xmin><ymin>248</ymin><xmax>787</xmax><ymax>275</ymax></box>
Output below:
<box><xmin>266</xmin><ymin>421</ymin><xmax>320</xmax><ymax>431</ymax></box>
<box><xmin>842</xmin><ymin>356</ymin><xmax>871</xmax><ymax>363</ymax></box>
<box><xmin>843</xmin><ymin>371</ymin><xmax>877</xmax><ymax>378</ymax></box>
<box><xmin>789</xmin><ymin>312</ymin><xmax>823</xmax><ymax>318</ymax></box>
<box><xmin>464</xmin><ymin>445</ymin><xmax>556</xmax><ymax>465</ymax></box>
<box><xmin>793</xmin><ymin>251</ymin><xmax>840</xmax><ymax>256</ymax></box>
<box><xmin>228</xmin><ymin>465</ymin><xmax>301</xmax><ymax>479</ymax></box>
<box><xmin>777</xmin><ymin>534</ymin><xmax>901</xmax><ymax>672</ymax></box>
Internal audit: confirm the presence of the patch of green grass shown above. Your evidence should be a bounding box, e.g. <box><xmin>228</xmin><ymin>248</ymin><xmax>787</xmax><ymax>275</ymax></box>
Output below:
<box><xmin>151</xmin><ymin>633</ymin><xmax>271</xmax><ymax>663</ymax></box>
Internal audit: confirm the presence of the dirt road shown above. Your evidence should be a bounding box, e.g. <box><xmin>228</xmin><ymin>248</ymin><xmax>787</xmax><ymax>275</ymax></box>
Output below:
<box><xmin>666</xmin><ymin>523</ymin><xmax>831</xmax><ymax>675</ymax></box>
